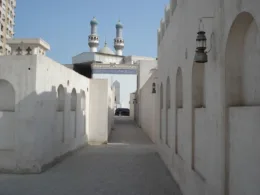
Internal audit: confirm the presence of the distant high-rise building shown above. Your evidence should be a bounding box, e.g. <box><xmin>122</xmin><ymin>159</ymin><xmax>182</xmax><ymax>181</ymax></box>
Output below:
<box><xmin>0</xmin><ymin>0</ymin><xmax>16</xmax><ymax>55</ymax></box>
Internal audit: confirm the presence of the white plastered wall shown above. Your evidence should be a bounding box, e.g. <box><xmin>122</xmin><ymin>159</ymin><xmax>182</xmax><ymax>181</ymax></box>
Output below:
<box><xmin>139</xmin><ymin>0</ymin><xmax>260</xmax><ymax>195</ymax></box>
<box><xmin>0</xmin><ymin>55</ymin><xmax>114</xmax><ymax>173</ymax></box>
<box><xmin>138</xmin><ymin>71</ymin><xmax>157</xmax><ymax>143</ymax></box>
<box><xmin>0</xmin><ymin>55</ymin><xmax>89</xmax><ymax>173</ymax></box>
<box><xmin>88</xmin><ymin>79</ymin><xmax>115</xmax><ymax>144</ymax></box>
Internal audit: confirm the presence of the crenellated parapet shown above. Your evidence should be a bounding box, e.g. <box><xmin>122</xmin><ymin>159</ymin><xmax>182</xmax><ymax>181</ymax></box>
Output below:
<box><xmin>160</xmin><ymin>18</ymin><xmax>166</xmax><ymax>39</ymax></box>
<box><xmin>7</xmin><ymin>38</ymin><xmax>50</xmax><ymax>56</ymax></box>
<box><xmin>165</xmin><ymin>4</ymin><xmax>171</xmax><ymax>28</ymax></box>
<box><xmin>157</xmin><ymin>28</ymin><xmax>161</xmax><ymax>46</ymax></box>
<box><xmin>157</xmin><ymin>0</ymin><xmax>178</xmax><ymax>46</ymax></box>
<box><xmin>170</xmin><ymin>0</ymin><xmax>177</xmax><ymax>15</ymax></box>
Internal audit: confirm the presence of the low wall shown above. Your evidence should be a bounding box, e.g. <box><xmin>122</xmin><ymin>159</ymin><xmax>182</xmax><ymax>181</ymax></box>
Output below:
<box><xmin>88</xmin><ymin>79</ymin><xmax>115</xmax><ymax>144</ymax></box>
<box><xmin>0</xmin><ymin>55</ymin><xmax>89</xmax><ymax>173</ymax></box>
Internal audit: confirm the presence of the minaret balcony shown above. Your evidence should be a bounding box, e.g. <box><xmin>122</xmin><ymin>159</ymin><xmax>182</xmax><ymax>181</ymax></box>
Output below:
<box><xmin>89</xmin><ymin>35</ymin><xmax>99</xmax><ymax>40</ymax></box>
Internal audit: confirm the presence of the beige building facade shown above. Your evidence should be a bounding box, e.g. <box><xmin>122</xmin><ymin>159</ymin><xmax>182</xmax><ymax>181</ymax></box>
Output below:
<box><xmin>137</xmin><ymin>0</ymin><xmax>260</xmax><ymax>195</ymax></box>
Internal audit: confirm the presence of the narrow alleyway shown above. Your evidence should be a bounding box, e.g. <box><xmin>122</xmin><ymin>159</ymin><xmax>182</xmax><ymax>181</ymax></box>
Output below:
<box><xmin>0</xmin><ymin>117</ymin><xmax>182</xmax><ymax>195</ymax></box>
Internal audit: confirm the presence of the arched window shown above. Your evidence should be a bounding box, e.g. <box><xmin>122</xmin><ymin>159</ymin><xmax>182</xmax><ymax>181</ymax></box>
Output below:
<box><xmin>0</xmin><ymin>79</ymin><xmax>15</xmax><ymax>111</ymax></box>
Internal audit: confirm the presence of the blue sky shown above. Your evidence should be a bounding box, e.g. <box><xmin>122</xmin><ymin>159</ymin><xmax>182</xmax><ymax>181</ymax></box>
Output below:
<box><xmin>15</xmin><ymin>0</ymin><xmax>169</xmax><ymax>64</ymax></box>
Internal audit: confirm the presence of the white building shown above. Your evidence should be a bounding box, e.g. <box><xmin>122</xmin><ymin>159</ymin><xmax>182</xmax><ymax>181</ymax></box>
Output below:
<box><xmin>0</xmin><ymin>0</ymin><xmax>16</xmax><ymax>55</ymax></box>
<box><xmin>136</xmin><ymin>0</ymin><xmax>260</xmax><ymax>195</ymax></box>
<box><xmin>0</xmin><ymin>38</ymin><xmax>115</xmax><ymax>173</ymax></box>
<box><xmin>66</xmin><ymin>17</ymin><xmax>156</xmax><ymax>109</ymax></box>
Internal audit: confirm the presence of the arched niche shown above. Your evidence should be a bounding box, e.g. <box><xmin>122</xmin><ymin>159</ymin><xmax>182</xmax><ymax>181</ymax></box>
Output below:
<box><xmin>192</xmin><ymin>62</ymin><xmax>205</xmax><ymax>108</ymax></box>
<box><xmin>225</xmin><ymin>12</ymin><xmax>260</xmax><ymax>195</ymax></box>
<box><xmin>160</xmin><ymin>83</ymin><xmax>164</xmax><ymax>110</ymax></box>
<box><xmin>191</xmin><ymin>62</ymin><xmax>205</xmax><ymax>173</ymax></box>
<box><xmin>176</xmin><ymin>67</ymin><xmax>183</xmax><ymax>108</ymax></box>
<box><xmin>160</xmin><ymin>82</ymin><xmax>164</xmax><ymax>140</ymax></box>
<box><xmin>0</xmin><ymin>79</ymin><xmax>15</xmax><ymax>112</ymax></box>
<box><xmin>80</xmin><ymin>90</ymin><xmax>86</xmax><ymax>135</ymax></box>
<box><xmin>166</xmin><ymin>76</ymin><xmax>171</xmax><ymax>109</ymax></box>
<box><xmin>71</xmin><ymin>88</ymin><xmax>77</xmax><ymax>111</ymax></box>
<box><xmin>226</xmin><ymin>12</ymin><xmax>260</xmax><ymax>106</ymax></box>
<box><xmin>80</xmin><ymin>90</ymin><xmax>86</xmax><ymax>111</ymax></box>
<box><xmin>57</xmin><ymin>84</ymin><xmax>65</xmax><ymax>112</ymax></box>
<box><xmin>175</xmin><ymin>67</ymin><xmax>183</xmax><ymax>155</ymax></box>
<box><xmin>166</xmin><ymin>76</ymin><xmax>171</xmax><ymax>146</ymax></box>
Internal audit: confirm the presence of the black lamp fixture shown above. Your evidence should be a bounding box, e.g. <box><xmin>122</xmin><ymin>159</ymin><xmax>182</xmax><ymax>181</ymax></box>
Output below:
<box><xmin>194</xmin><ymin>17</ymin><xmax>214</xmax><ymax>63</ymax></box>
<box><xmin>195</xmin><ymin>31</ymin><xmax>207</xmax><ymax>63</ymax></box>
<box><xmin>152</xmin><ymin>82</ymin><xmax>156</xmax><ymax>94</ymax></box>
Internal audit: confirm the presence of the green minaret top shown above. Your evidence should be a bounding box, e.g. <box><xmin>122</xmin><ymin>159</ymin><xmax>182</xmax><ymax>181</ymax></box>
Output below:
<box><xmin>90</xmin><ymin>17</ymin><xmax>98</xmax><ymax>25</ymax></box>
<box><xmin>116</xmin><ymin>20</ymin><xmax>123</xmax><ymax>29</ymax></box>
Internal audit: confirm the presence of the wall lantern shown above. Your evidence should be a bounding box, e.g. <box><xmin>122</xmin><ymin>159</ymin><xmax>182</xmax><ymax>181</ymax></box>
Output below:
<box><xmin>133</xmin><ymin>98</ymin><xmax>137</xmax><ymax>104</ymax></box>
<box><xmin>152</xmin><ymin>82</ymin><xmax>156</xmax><ymax>94</ymax></box>
<box><xmin>194</xmin><ymin>17</ymin><xmax>214</xmax><ymax>64</ymax></box>
<box><xmin>195</xmin><ymin>31</ymin><xmax>208</xmax><ymax>63</ymax></box>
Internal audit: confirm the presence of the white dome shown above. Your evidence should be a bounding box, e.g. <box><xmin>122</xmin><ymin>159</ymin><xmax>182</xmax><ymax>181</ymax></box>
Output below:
<box><xmin>99</xmin><ymin>42</ymin><xmax>115</xmax><ymax>55</ymax></box>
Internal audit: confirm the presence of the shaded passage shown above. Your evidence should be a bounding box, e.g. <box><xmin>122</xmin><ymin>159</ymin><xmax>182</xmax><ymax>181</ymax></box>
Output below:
<box><xmin>109</xmin><ymin>116</ymin><xmax>152</xmax><ymax>145</ymax></box>
<box><xmin>0</xmin><ymin>117</ymin><xmax>182</xmax><ymax>195</ymax></box>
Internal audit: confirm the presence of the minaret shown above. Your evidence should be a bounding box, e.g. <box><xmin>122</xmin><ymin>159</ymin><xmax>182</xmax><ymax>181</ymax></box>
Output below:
<box><xmin>114</xmin><ymin>20</ymin><xmax>124</xmax><ymax>56</ymax></box>
<box><xmin>88</xmin><ymin>17</ymin><xmax>99</xmax><ymax>52</ymax></box>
